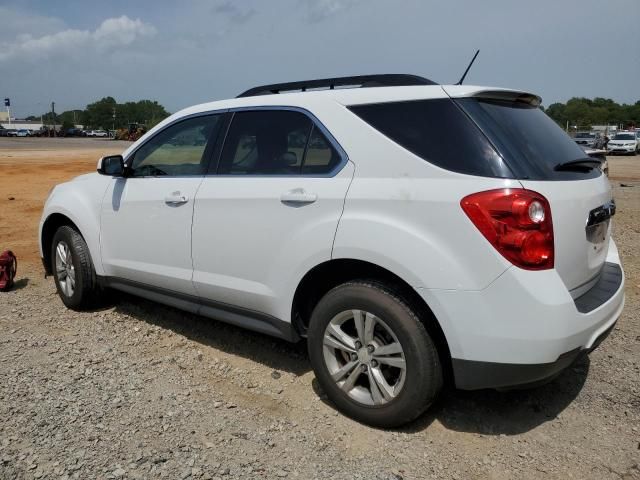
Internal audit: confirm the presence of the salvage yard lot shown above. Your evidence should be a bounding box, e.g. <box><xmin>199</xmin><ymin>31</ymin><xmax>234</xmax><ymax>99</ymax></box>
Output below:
<box><xmin>0</xmin><ymin>137</ymin><xmax>638</xmax><ymax>479</ymax></box>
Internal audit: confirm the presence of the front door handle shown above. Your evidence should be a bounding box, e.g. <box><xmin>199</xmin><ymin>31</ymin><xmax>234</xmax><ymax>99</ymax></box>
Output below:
<box><xmin>280</xmin><ymin>188</ymin><xmax>317</xmax><ymax>204</ymax></box>
<box><xmin>164</xmin><ymin>192</ymin><xmax>189</xmax><ymax>206</ymax></box>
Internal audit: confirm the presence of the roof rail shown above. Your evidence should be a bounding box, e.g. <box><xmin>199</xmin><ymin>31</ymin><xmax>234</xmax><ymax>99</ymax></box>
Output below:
<box><xmin>237</xmin><ymin>74</ymin><xmax>437</xmax><ymax>98</ymax></box>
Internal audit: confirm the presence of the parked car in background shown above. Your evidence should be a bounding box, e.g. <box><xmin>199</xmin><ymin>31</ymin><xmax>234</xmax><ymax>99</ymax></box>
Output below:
<box><xmin>63</xmin><ymin>128</ymin><xmax>85</xmax><ymax>137</ymax></box>
<box><xmin>0</xmin><ymin>128</ymin><xmax>8</xmax><ymax>137</ymax></box>
<box><xmin>87</xmin><ymin>130</ymin><xmax>108</xmax><ymax>137</ymax></box>
<box><xmin>4</xmin><ymin>129</ymin><xmax>19</xmax><ymax>137</ymax></box>
<box><xmin>40</xmin><ymin>74</ymin><xmax>625</xmax><ymax>427</ymax></box>
<box><xmin>573</xmin><ymin>131</ymin><xmax>601</xmax><ymax>148</ymax></box>
<box><xmin>15</xmin><ymin>129</ymin><xmax>30</xmax><ymax>137</ymax></box>
<box><xmin>607</xmin><ymin>132</ymin><xmax>639</xmax><ymax>155</ymax></box>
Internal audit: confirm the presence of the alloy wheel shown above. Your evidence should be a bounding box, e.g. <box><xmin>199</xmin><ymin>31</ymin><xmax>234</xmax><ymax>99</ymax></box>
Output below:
<box><xmin>322</xmin><ymin>309</ymin><xmax>406</xmax><ymax>406</ymax></box>
<box><xmin>54</xmin><ymin>241</ymin><xmax>76</xmax><ymax>297</ymax></box>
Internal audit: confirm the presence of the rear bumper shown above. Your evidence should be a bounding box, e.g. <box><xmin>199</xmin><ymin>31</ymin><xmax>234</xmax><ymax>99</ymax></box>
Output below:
<box><xmin>418</xmin><ymin>240</ymin><xmax>625</xmax><ymax>390</ymax></box>
<box><xmin>452</xmin><ymin>321</ymin><xmax>616</xmax><ymax>390</ymax></box>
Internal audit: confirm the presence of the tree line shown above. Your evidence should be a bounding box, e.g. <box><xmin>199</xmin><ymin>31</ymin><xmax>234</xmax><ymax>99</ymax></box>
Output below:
<box><xmin>542</xmin><ymin>97</ymin><xmax>640</xmax><ymax>130</ymax></box>
<box><xmin>27</xmin><ymin>97</ymin><xmax>170</xmax><ymax>131</ymax></box>
<box><xmin>25</xmin><ymin>95</ymin><xmax>638</xmax><ymax>133</ymax></box>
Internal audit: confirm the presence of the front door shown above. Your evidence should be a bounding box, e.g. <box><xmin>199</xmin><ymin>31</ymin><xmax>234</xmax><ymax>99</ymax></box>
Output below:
<box><xmin>100</xmin><ymin>113</ymin><xmax>224</xmax><ymax>295</ymax></box>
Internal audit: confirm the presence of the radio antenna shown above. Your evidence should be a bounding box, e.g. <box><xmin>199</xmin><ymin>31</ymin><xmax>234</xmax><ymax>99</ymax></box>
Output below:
<box><xmin>457</xmin><ymin>49</ymin><xmax>480</xmax><ymax>85</ymax></box>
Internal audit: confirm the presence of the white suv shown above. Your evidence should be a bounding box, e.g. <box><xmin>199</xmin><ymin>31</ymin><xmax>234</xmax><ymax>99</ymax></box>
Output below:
<box><xmin>87</xmin><ymin>130</ymin><xmax>108</xmax><ymax>137</ymax></box>
<box><xmin>39</xmin><ymin>75</ymin><xmax>625</xmax><ymax>427</ymax></box>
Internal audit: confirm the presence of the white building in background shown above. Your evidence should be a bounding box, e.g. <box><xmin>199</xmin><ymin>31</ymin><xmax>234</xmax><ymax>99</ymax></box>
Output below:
<box><xmin>0</xmin><ymin>120</ymin><xmax>46</xmax><ymax>130</ymax></box>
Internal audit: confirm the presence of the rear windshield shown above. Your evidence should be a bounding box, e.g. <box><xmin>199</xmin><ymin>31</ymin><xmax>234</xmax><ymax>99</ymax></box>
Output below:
<box><xmin>349</xmin><ymin>98</ymin><xmax>513</xmax><ymax>178</ymax></box>
<box><xmin>456</xmin><ymin>98</ymin><xmax>600</xmax><ymax>180</ymax></box>
<box><xmin>575</xmin><ymin>133</ymin><xmax>594</xmax><ymax>138</ymax></box>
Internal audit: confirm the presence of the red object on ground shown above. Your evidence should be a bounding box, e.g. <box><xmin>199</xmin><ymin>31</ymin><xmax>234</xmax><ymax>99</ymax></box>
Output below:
<box><xmin>0</xmin><ymin>250</ymin><xmax>17</xmax><ymax>291</ymax></box>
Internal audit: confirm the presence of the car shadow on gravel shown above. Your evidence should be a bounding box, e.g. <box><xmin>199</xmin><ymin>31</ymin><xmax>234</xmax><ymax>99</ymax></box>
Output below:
<box><xmin>310</xmin><ymin>356</ymin><xmax>590</xmax><ymax>434</ymax></box>
<box><xmin>402</xmin><ymin>355</ymin><xmax>591</xmax><ymax>435</ymax></box>
<box><xmin>107</xmin><ymin>292</ymin><xmax>589</xmax><ymax>434</ymax></box>
<box><xmin>111</xmin><ymin>293</ymin><xmax>311</xmax><ymax>376</ymax></box>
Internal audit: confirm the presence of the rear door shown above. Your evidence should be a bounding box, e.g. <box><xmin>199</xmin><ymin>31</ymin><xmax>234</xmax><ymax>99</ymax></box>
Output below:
<box><xmin>454</xmin><ymin>94</ymin><xmax>613</xmax><ymax>296</ymax></box>
<box><xmin>191</xmin><ymin>109</ymin><xmax>353</xmax><ymax>320</ymax></box>
<box><xmin>100</xmin><ymin>113</ymin><xmax>224</xmax><ymax>295</ymax></box>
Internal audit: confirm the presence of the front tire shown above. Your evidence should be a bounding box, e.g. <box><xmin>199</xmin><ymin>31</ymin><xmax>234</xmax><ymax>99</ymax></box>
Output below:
<box><xmin>51</xmin><ymin>226</ymin><xmax>101</xmax><ymax>310</ymax></box>
<box><xmin>307</xmin><ymin>281</ymin><xmax>443</xmax><ymax>428</ymax></box>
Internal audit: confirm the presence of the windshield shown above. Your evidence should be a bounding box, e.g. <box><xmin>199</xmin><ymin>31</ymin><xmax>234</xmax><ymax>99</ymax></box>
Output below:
<box><xmin>613</xmin><ymin>134</ymin><xmax>635</xmax><ymax>140</ymax></box>
<box><xmin>457</xmin><ymin>98</ymin><xmax>600</xmax><ymax>180</ymax></box>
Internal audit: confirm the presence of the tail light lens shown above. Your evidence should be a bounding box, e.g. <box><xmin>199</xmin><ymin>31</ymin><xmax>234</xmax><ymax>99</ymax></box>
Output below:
<box><xmin>461</xmin><ymin>189</ymin><xmax>554</xmax><ymax>270</ymax></box>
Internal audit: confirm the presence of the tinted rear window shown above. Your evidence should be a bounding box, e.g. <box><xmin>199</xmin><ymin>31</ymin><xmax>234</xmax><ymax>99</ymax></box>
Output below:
<box><xmin>349</xmin><ymin>99</ymin><xmax>513</xmax><ymax>178</ymax></box>
<box><xmin>457</xmin><ymin>98</ymin><xmax>601</xmax><ymax>180</ymax></box>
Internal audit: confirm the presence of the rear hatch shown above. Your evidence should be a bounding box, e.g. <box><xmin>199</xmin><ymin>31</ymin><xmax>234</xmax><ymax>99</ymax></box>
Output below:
<box><xmin>448</xmin><ymin>88</ymin><xmax>614</xmax><ymax>296</ymax></box>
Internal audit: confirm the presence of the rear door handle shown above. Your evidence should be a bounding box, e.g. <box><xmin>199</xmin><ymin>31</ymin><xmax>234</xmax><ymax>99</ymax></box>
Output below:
<box><xmin>164</xmin><ymin>192</ymin><xmax>189</xmax><ymax>206</ymax></box>
<box><xmin>280</xmin><ymin>188</ymin><xmax>317</xmax><ymax>204</ymax></box>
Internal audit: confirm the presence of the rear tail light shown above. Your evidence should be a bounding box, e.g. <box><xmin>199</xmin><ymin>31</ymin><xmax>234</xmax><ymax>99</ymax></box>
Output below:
<box><xmin>461</xmin><ymin>189</ymin><xmax>554</xmax><ymax>270</ymax></box>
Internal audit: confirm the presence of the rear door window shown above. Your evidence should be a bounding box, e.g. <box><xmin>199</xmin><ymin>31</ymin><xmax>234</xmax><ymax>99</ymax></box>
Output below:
<box><xmin>217</xmin><ymin>110</ymin><xmax>312</xmax><ymax>175</ymax></box>
<box><xmin>349</xmin><ymin>98</ymin><xmax>513</xmax><ymax>178</ymax></box>
<box><xmin>217</xmin><ymin>110</ymin><xmax>343</xmax><ymax>175</ymax></box>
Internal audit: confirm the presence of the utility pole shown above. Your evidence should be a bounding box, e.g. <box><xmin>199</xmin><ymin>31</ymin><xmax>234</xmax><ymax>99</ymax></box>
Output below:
<box><xmin>112</xmin><ymin>107</ymin><xmax>116</xmax><ymax>138</ymax></box>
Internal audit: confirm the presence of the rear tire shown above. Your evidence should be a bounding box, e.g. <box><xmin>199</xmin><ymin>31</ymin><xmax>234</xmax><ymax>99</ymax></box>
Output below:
<box><xmin>51</xmin><ymin>226</ymin><xmax>102</xmax><ymax>310</ymax></box>
<box><xmin>307</xmin><ymin>281</ymin><xmax>443</xmax><ymax>428</ymax></box>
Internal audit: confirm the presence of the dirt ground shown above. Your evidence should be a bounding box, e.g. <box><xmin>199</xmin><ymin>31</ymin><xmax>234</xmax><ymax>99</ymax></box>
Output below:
<box><xmin>0</xmin><ymin>138</ymin><xmax>638</xmax><ymax>479</ymax></box>
<box><xmin>0</xmin><ymin>138</ymin><xmax>129</xmax><ymax>267</ymax></box>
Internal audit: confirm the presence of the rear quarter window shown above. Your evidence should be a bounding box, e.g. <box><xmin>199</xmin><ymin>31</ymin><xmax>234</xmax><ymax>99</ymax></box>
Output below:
<box><xmin>349</xmin><ymin>98</ymin><xmax>514</xmax><ymax>178</ymax></box>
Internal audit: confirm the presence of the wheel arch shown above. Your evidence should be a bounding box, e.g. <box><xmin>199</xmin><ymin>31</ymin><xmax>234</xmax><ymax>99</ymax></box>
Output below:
<box><xmin>292</xmin><ymin>258</ymin><xmax>454</xmax><ymax>384</ymax></box>
<box><xmin>41</xmin><ymin>213</ymin><xmax>83</xmax><ymax>275</ymax></box>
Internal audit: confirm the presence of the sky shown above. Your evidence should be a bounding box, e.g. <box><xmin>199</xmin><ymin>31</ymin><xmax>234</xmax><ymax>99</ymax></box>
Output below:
<box><xmin>1</xmin><ymin>0</ymin><xmax>639</xmax><ymax>118</ymax></box>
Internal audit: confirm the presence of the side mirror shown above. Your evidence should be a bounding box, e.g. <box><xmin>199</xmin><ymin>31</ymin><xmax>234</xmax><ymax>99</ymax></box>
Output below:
<box><xmin>97</xmin><ymin>155</ymin><xmax>125</xmax><ymax>176</ymax></box>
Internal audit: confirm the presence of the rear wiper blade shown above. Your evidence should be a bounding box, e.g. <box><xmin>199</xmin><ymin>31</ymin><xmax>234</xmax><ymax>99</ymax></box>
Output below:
<box><xmin>554</xmin><ymin>158</ymin><xmax>602</xmax><ymax>171</ymax></box>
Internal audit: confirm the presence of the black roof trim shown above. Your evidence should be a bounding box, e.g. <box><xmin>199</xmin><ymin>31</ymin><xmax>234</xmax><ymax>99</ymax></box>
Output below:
<box><xmin>237</xmin><ymin>74</ymin><xmax>437</xmax><ymax>98</ymax></box>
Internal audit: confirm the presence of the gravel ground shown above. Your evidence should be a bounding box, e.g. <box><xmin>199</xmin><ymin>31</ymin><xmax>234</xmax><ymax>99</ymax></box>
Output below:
<box><xmin>1</xmin><ymin>168</ymin><xmax>639</xmax><ymax>479</ymax></box>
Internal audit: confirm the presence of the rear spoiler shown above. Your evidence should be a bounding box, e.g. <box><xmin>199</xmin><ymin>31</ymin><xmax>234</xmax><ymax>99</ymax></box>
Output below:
<box><xmin>442</xmin><ymin>86</ymin><xmax>542</xmax><ymax>107</ymax></box>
